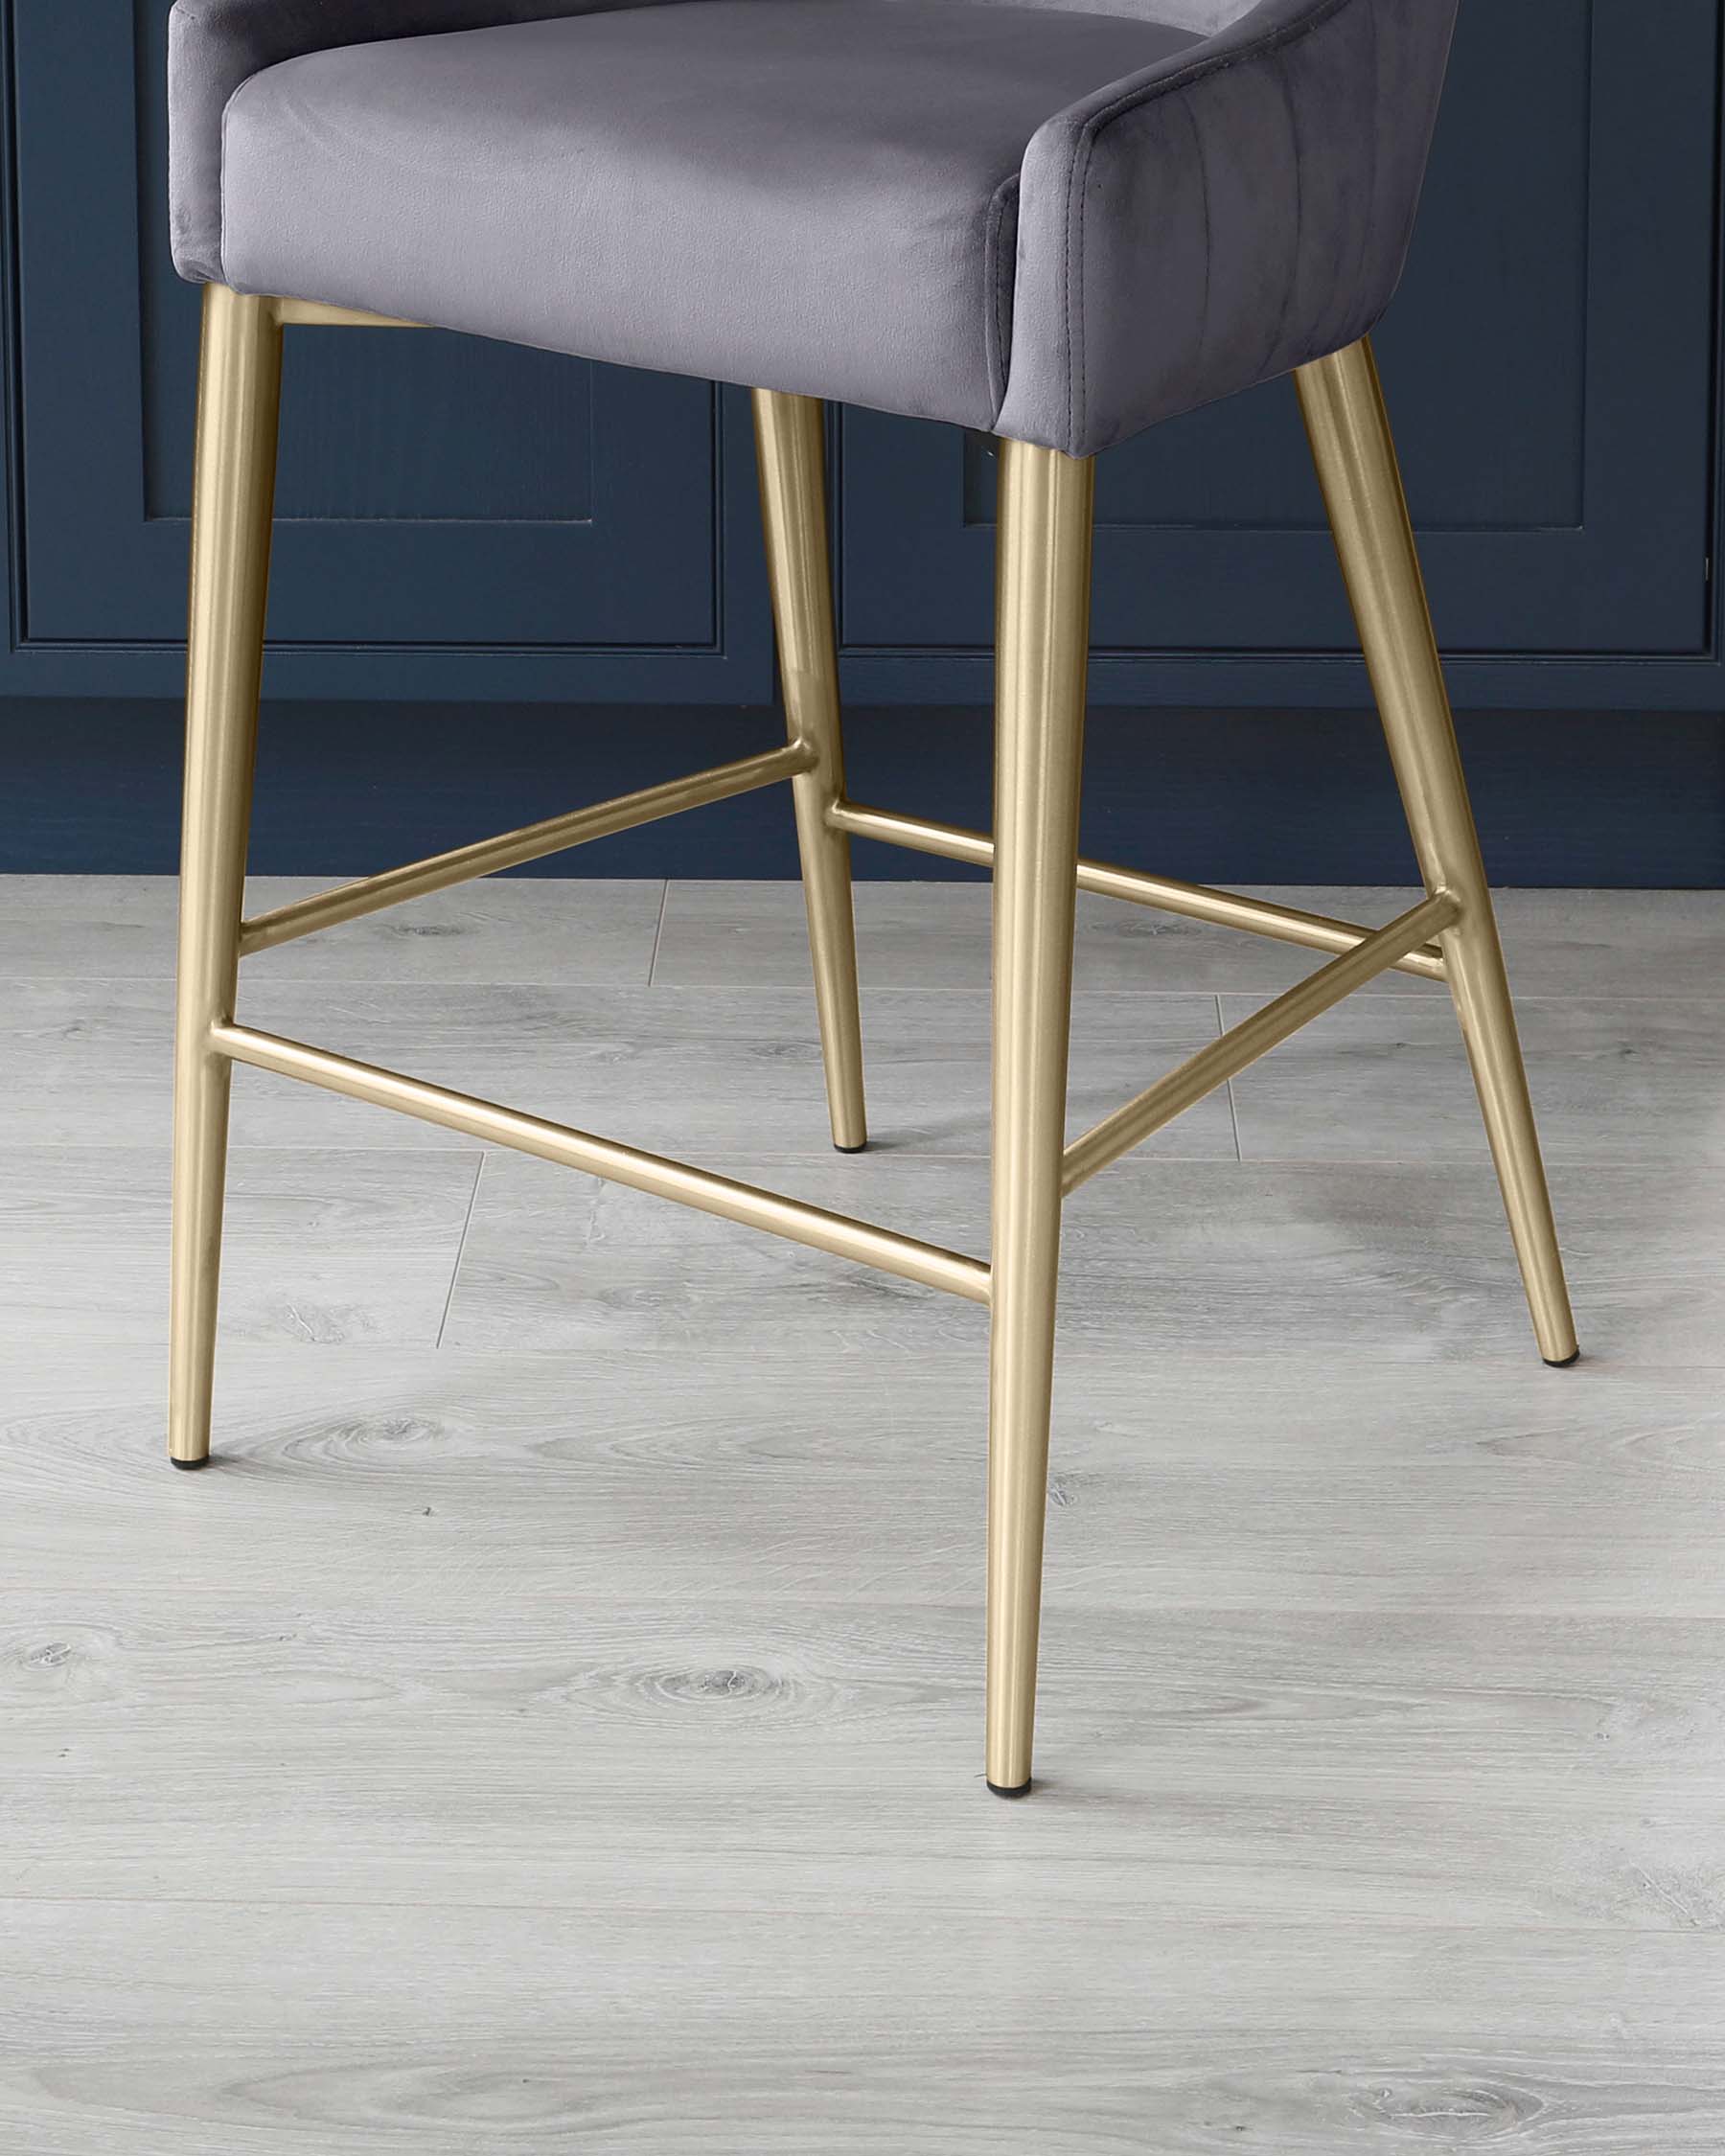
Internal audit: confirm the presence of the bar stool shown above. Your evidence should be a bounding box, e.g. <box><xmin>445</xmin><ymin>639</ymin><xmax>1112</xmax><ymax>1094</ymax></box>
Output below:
<box><xmin>166</xmin><ymin>0</ymin><xmax>1576</xmax><ymax>1795</ymax></box>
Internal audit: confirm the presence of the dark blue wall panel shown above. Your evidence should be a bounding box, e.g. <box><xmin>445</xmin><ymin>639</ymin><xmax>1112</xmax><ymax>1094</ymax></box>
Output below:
<box><xmin>6</xmin><ymin>699</ymin><xmax>1723</xmax><ymax>887</ymax></box>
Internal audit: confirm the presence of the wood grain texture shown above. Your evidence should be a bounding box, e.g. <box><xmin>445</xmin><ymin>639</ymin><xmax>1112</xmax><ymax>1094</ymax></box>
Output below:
<box><xmin>14</xmin><ymin>874</ymin><xmax>1725</xmax><ymax>995</ymax></box>
<box><xmin>654</xmin><ymin>880</ymin><xmax>1725</xmax><ymax>998</ymax></box>
<box><xmin>4</xmin><ymin>880</ymin><xmax>1725</xmax><ymax>2152</ymax></box>
<box><xmin>0</xmin><ymin>1902</ymin><xmax>1721</xmax><ymax>2154</ymax></box>
<box><xmin>7</xmin><ymin>1343</ymin><xmax>1725</xmax><ymax>1611</ymax></box>
<box><xmin>0</xmin><ymin>874</ymin><xmax>665</xmax><ymax>981</ymax></box>
<box><xmin>442</xmin><ymin>1146</ymin><xmax>1725</xmax><ymax>1365</ymax></box>
<box><xmin>2</xmin><ymin>2050</ymin><xmax>1722</xmax><ymax>2156</ymax></box>
<box><xmin>1225</xmin><ymin>992</ymin><xmax>1725</xmax><ymax>1164</ymax></box>
<box><xmin>0</xmin><ymin>977</ymin><xmax>1230</xmax><ymax>1158</ymax></box>
<box><xmin>9</xmin><ymin>1603</ymin><xmax>1725</xmax><ymax>1929</ymax></box>
<box><xmin>0</xmin><ymin>1147</ymin><xmax>480</xmax><ymax>1347</ymax></box>
<box><xmin>655</xmin><ymin>878</ymin><xmax>1443</xmax><ymax>995</ymax></box>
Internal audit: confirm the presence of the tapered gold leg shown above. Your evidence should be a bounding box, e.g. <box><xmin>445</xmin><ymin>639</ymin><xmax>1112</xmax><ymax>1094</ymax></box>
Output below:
<box><xmin>752</xmin><ymin>391</ymin><xmax>867</xmax><ymax>1150</ymax></box>
<box><xmin>168</xmin><ymin>287</ymin><xmax>284</xmax><ymax>1465</ymax></box>
<box><xmin>985</xmin><ymin>439</ymin><xmax>1093</xmax><ymax>1795</ymax></box>
<box><xmin>1297</xmin><ymin>339</ymin><xmax>1578</xmax><ymax>1365</ymax></box>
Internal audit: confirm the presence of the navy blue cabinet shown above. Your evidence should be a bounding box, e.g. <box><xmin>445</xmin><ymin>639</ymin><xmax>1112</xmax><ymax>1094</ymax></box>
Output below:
<box><xmin>0</xmin><ymin>0</ymin><xmax>1720</xmax><ymax>713</ymax></box>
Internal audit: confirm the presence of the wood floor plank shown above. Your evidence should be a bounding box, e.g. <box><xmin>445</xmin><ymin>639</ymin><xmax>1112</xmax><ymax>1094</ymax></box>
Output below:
<box><xmin>6</xmin><ymin>1567</ymin><xmax>1723</xmax><ymax>1785</ymax></box>
<box><xmin>5</xmin><ymin>1342</ymin><xmax>1724</xmax><ymax>1609</ymax></box>
<box><xmin>0</xmin><ymin>1146</ymin><xmax>482</xmax><ymax>1348</ymax></box>
<box><xmin>0</xmin><ymin>1900</ymin><xmax>1719</xmax><ymax>2155</ymax></box>
<box><xmin>442</xmin><ymin>1146</ymin><xmax>1725</xmax><ymax>1365</ymax></box>
<box><xmin>1471</xmin><ymin>886</ymin><xmax>1725</xmax><ymax>999</ymax></box>
<box><xmin>655</xmin><ymin>879</ymin><xmax>1725</xmax><ymax>999</ymax></box>
<box><xmin>0</xmin><ymin>874</ymin><xmax>666</xmax><ymax>981</ymax></box>
<box><xmin>5</xmin><ymin>1566</ymin><xmax>1725</xmax><ymax>1923</ymax></box>
<box><xmin>655</xmin><ymin>878</ymin><xmax>1444</xmax><ymax>995</ymax></box>
<box><xmin>12</xmin><ymin>1339</ymin><xmax>1719</xmax><ymax>1479</ymax></box>
<box><xmin>11</xmin><ymin>1897</ymin><xmax>1709</xmax><ymax>2041</ymax></box>
<box><xmin>0</xmin><ymin>977</ymin><xmax>1229</xmax><ymax>1158</ymax></box>
<box><xmin>1226</xmin><ymin>993</ymin><xmax>1725</xmax><ymax>1164</ymax></box>
<box><xmin>7</xmin><ymin>1436</ymin><xmax>1720</xmax><ymax>1608</ymax></box>
<box><xmin>1</xmin><ymin>2048</ymin><xmax>1717</xmax><ymax>2156</ymax></box>
<box><xmin>12</xmin><ymin>875</ymin><xmax>1724</xmax><ymax>999</ymax></box>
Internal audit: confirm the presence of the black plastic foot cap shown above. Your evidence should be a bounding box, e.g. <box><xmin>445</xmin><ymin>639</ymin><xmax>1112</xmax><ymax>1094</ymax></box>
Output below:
<box><xmin>987</xmin><ymin>1778</ymin><xmax>1032</xmax><ymax>1800</ymax></box>
<box><xmin>834</xmin><ymin>1141</ymin><xmax>869</xmax><ymax>1155</ymax></box>
<box><xmin>169</xmin><ymin>1455</ymin><xmax>211</xmax><ymax>1470</ymax></box>
<box><xmin>1543</xmin><ymin>1349</ymin><xmax>1581</xmax><ymax>1368</ymax></box>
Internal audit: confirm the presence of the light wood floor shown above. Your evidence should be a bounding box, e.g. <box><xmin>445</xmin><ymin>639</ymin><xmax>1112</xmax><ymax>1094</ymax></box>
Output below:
<box><xmin>4</xmin><ymin>875</ymin><xmax>1724</xmax><ymax>2152</ymax></box>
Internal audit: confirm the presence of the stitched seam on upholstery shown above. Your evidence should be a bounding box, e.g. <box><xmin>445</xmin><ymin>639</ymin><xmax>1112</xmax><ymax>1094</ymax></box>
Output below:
<box><xmin>216</xmin><ymin>71</ymin><xmax>269</xmax><ymax>281</ymax></box>
<box><xmin>1083</xmin><ymin>0</ymin><xmax>1357</xmax><ymax>146</ymax></box>
<box><xmin>1351</xmin><ymin>0</ymin><xmax>1380</xmax><ymax>318</ymax></box>
<box><xmin>1267</xmin><ymin>45</ymin><xmax>1302</xmax><ymax>372</ymax></box>
<box><xmin>217</xmin><ymin>84</ymin><xmax>237</xmax><ymax>277</ymax></box>
<box><xmin>1187</xmin><ymin>97</ymin><xmax>1212</xmax><ymax>387</ymax></box>
<box><xmin>1061</xmin><ymin>0</ymin><xmax>1360</xmax><ymax>447</ymax></box>
<box><xmin>983</xmin><ymin>171</ymin><xmax>1020</xmax><ymax>415</ymax></box>
<box><xmin>1058</xmin><ymin>141</ymin><xmax>1073</xmax><ymax>443</ymax></box>
<box><xmin>1066</xmin><ymin>129</ymin><xmax>1088</xmax><ymax>447</ymax></box>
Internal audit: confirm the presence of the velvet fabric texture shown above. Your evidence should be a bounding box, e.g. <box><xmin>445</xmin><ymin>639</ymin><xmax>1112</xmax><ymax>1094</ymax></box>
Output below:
<box><xmin>169</xmin><ymin>0</ymin><xmax>1459</xmax><ymax>456</ymax></box>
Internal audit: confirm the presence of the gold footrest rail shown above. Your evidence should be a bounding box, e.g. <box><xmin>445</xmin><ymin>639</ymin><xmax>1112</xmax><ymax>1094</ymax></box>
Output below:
<box><xmin>241</xmin><ymin>742</ymin><xmax>816</xmax><ymax>956</ymax></box>
<box><xmin>225</xmin><ymin>722</ymin><xmax>1453</xmax><ymax>1250</ymax></box>
<box><xmin>828</xmin><ymin>801</ymin><xmax>1448</xmax><ymax>982</ymax></box>
<box><xmin>210</xmin><ymin>1021</ymin><xmax>992</xmax><ymax>1304</ymax></box>
<box><xmin>1062</xmin><ymin>890</ymin><xmax>1460</xmax><ymax>1190</ymax></box>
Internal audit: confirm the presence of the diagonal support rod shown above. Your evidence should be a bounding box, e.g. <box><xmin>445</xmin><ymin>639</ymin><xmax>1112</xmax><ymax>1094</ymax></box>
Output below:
<box><xmin>1062</xmin><ymin>889</ymin><xmax>1460</xmax><ymax>1191</ymax></box>
<box><xmin>210</xmin><ymin>1021</ymin><xmax>991</xmax><ymax>1304</ymax></box>
<box><xmin>240</xmin><ymin>742</ymin><xmax>815</xmax><ymax>955</ymax></box>
<box><xmin>826</xmin><ymin>801</ymin><xmax>1447</xmax><ymax>981</ymax></box>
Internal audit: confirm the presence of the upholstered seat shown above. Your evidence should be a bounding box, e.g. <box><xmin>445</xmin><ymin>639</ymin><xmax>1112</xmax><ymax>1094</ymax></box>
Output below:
<box><xmin>170</xmin><ymin>0</ymin><xmax>1455</xmax><ymax>455</ymax></box>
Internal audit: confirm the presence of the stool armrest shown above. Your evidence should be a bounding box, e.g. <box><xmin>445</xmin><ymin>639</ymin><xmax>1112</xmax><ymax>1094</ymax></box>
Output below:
<box><xmin>995</xmin><ymin>0</ymin><xmax>1459</xmax><ymax>457</ymax></box>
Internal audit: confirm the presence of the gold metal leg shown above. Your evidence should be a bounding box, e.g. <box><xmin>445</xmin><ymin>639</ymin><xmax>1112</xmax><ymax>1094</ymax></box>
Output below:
<box><xmin>752</xmin><ymin>390</ymin><xmax>867</xmax><ymax>1150</ymax></box>
<box><xmin>168</xmin><ymin>287</ymin><xmax>284</xmax><ymax>1465</ymax></box>
<box><xmin>985</xmin><ymin>439</ymin><xmax>1093</xmax><ymax>1795</ymax></box>
<box><xmin>1297</xmin><ymin>339</ymin><xmax>1578</xmax><ymax>1366</ymax></box>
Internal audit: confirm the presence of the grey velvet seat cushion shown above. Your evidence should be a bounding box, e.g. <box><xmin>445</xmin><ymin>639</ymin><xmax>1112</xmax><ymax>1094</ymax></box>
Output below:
<box><xmin>216</xmin><ymin>3</ymin><xmax>1201</xmax><ymax>433</ymax></box>
<box><xmin>176</xmin><ymin>0</ymin><xmax>1460</xmax><ymax>456</ymax></box>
